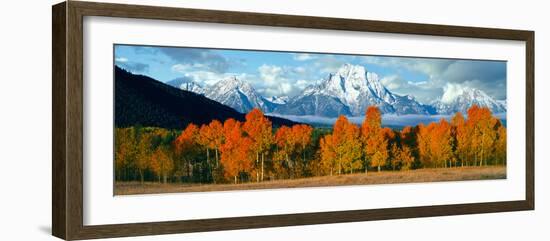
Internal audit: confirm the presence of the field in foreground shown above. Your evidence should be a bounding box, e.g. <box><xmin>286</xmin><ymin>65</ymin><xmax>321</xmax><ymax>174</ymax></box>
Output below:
<box><xmin>115</xmin><ymin>166</ymin><xmax>506</xmax><ymax>195</ymax></box>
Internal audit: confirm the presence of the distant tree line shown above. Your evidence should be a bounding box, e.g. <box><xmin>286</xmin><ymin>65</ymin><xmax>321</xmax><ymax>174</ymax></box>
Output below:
<box><xmin>115</xmin><ymin>105</ymin><xmax>506</xmax><ymax>184</ymax></box>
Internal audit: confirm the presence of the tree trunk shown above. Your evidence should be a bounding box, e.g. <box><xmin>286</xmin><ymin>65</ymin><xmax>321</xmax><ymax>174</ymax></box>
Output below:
<box><xmin>163</xmin><ymin>174</ymin><xmax>167</xmax><ymax>184</ymax></box>
<box><xmin>261</xmin><ymin>153</ymin><xmax>265</xmax><ymax>182</ymax></box>
<box><xmin>480</xmin><ymin>147</ymin><xmax>484</xmax><ymax>166</ymax></box>
<box><xmin>285</xmin><ymin>153</ymin><xmax>290</xmax><ymax>178</ymax></box>
<box><xmin>256</xmin><ymin>152</ymin><xmax>260</xmax><ymax>182</ymax></box>
<box><xmin>364</xmin><ymin>156</ymin><xmax>368</xmax><ymax>174</ymax></box>
<box><xmin>187</xmin><ymin>160</ymin><xmax>191</xmax><ymax>178</ymax></box>
<box><xmin>206</xmin><ymin>148</ymin><xmax>210</xmax><ymax>166</ymax></box>
<box><xmin>377</xmin><ymin>165</ymin><xmax>381</xmax><ymax>172</ymax></box>
<box><xmin>303</xmin><ymin>148</ymin><xmax>306</xmax><ymax>167</ymax></box>
<box><xmin>215</xmin><ymin>148</ymin><xmax>219</xmax><ymax>167</ymax></box>
<box><xmin>139</xmin><ymin>170</ymin><xmax>144</xmax><ymax>184</ymax></box>
<box><xmin>234</xmin><ymin>175</ymin><xmax>237</xmax><ymax>184</ymax></box>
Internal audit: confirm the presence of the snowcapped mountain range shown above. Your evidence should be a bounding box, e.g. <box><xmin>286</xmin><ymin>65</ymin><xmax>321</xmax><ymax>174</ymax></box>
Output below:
<box><xmin>202</xmin><ymin>76</ymin><xmax>273</xmax><ymax>113</ymax></box>
<box><xmin>274</xmin><ymin>64</ymin><xmax>435</xmax><ymax>117</ymax></box>
<box><xmin>431</xmin><ymin>87</ymin><xmax>506</xmax><ymax>114</ymax></box>
<box><xmin>166</xmin><ymin>63</ymin><xmax>506</xmax><ymax>117</ymax></box>
<box><xmin>166</xmin><ymin>77</ymin><xmax>206</xmax><ymax>95</ymax></box>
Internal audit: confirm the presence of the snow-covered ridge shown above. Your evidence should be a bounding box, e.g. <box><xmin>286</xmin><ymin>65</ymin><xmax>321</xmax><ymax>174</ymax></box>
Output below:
<box><xmin>432</xmin><ymin>86</ymin><xmax>506</xmax><ymax>114</ymax></box>
<box><xmin>166</xmin><ymin>77</ymin><xmax>205</xmax><ymax>95</ymax></box>
<box><xmin>276</xmin><ymin>63</ymin><xmax>433</xmax><ymax>116</ymax></box>
<box><xmin>166</xmin><ymin>63</ymin><xmax>506</xmax><ymax>116</ymax></box>
<box><xmin>267</xmin><ymin>95</ymin><xmax>289</xmax><ymax>105</ymax></box>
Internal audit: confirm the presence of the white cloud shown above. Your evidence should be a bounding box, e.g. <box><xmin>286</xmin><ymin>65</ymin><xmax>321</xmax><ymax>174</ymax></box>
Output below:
<box><xmin>258</xmin><ymin>64</ymin><xmax>283</xmax><ymax>85</ymax></box>
<box><xmin>171</xmin><ymin>63</ymin><xmax>206</xmax><ymax>73</ymax></box>
<box><xmin>408</xmin><ymin>80</ymin><xmax>427</xmax><ymax>86</ymax></box>
<box><xmin>280</xmin><ymin>83</ymin><xmax>293</xmax><ymax>94</ymax></box>
<box><xmin>440</xmin><ymin>83</ymin><xmax>468</xmax><ymax>104</ymax></box>
<box><xmin>295</xmin><ymin>79</ymin><xmax>310</xmax><ymax>90</ymax></box>
<box><xmin>381</xmin><ymin>75</ymin><xmax>401</xmax><ymax>89</ymax></box>
<box><xmin>293</xmin><ymin>53</ymin><xmax>317</xmax><ymax>61</ymax></box>
<box><xmin>115</xmin><ymin>57</ymin><xmax>128</xmax><ymax>62</ymax></box>
<box><xmin>310</xmin><ymin>55</ymin><xmax>344</xmax><ymax>74</ymax></box>
<box><xmin>171</xmin><ymin>67</ymin><xmax>255</xmax><ymax>87</ymax></box>
<box><xmin>362</xmin><ymin>56</ymin><xmax>507</xmax><ymax>102</ymax></box>
<box><xmin>293</xmin><ymin>66</ymin><xmax>306</xmax><ymax>74</ymax></box>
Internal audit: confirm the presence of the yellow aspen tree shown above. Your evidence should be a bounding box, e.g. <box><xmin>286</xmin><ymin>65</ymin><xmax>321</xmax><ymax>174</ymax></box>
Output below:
<box><xmin>361</xmin><ymin>106</ymin><xmax>383</xmax><ymax>173</ymax></box>
<box><xmin>243</xmin><ymin>108</ymin><xmax>273</xmax><ymax>182</ymax></box>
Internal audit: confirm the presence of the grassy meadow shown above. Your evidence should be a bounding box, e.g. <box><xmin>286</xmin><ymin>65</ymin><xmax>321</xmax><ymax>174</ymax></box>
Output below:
<box><xmin>115</xmin><ymin>166</ymin><xmax>506</xmax><ymax>195</ymax></box>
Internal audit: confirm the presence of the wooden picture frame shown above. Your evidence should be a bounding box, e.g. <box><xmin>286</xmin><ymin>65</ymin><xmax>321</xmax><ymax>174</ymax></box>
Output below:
<box><xmin>52</xmin><ymin>1</ymin><xmax>534</xmax><ymax>240</ymax></box>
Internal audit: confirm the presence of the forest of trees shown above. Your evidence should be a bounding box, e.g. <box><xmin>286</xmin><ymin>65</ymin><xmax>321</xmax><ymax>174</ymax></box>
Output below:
<box><xmin>115</xmin><ymin>105</ymin><xmax>506</xmax><ymax>184</ymax></box>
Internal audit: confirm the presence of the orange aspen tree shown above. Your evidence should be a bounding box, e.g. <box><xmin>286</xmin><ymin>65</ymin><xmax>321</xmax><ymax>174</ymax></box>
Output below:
<box><xmin>398</xmin><ymin>145</ymin><xmax>415</xmax><ymax>170</ymax></box>
<box><xmin>243</xmin><ymin>108</ymin><xmax>273</xmax><ymax>182</ymax></box>
<box><xmin>330</xmin><ymin>115</ymin><xmax>362</xmax><ymax>174</ymax></box>
<box><xmin>431</xmin><ymin>119</ymin><xmax>453</xmax><ymax>168</ymax></box>
<box><xmin>451</xmin><ymin>112</ymin><xmax>471</xmax><ymax>166</ymax></box>
<box><xmin>319</xmin><ymin>133</ymin><xmax>337</xmax><ymax>176</ymax></box>
<box><xmin>400</xmin><ymin>126</ymin><xmax>417</xmax><ymax>169</ymax></box>
<box><xmin>274</xmin><ymin>126</ymin><xmax>296</xmax><ymax>178</ymax></box>
<box><xmin>197</xmin><ymin>120</ymin><xmax>224</xmax><ymax>169</ymax></box>
<box><xmin>332</xmin><ymin>115</ymin><xmax>347</xmax><ymax>175</ymax></box>
<box><xmin>198</xmin><ymin>124</ymin><xmax>212</xmax><ymax>167</ymax></box>
<box><xmin>390</xmin><ymin>143</ymin><xmax>400</xmax><ymax>170</ymax></box>
<box><xmin>174</xmin><ymin>124</ymin><xmax>199</xmax><ymax>178</ymax></box>
<box><xmin>361</xmin><ymin>106</ymin><xmax>384</xmax><ymax>173</ymax></box>
<box><xmin>208</xmin><ymin>120</ymin><xmax>224</xmax><ymax>167</ymax></box>
<box><xmin>196</xmin><ymin>121</ymin><xmax>221</xmax><ymax>183</ymax></box>
<box><xmin>342</xmin><ymin>122</ymin><xmax>363</xmax><ymax>174</ymax></box>
<box><xmin>220</xmin><ymin>119</ymin><xmax>253</xmax><ymax>184</ymax></box>
<box><xmin>370</xmin><ymin>129</ymin><xmax>389</xmax><ymax>172</ymax></box>
<box><xmin>417</xmin><ymin>123</ymin><xmax>434</xmax><ymax>168</ymax></box>
<box><xmin>467</xmin><ymin>105</ymin><xmax>497</xmax><ymax>166</ymax></box>
<box><xmin>495</xmin><ymin>123</ymin><xmax>507</xmax><ymax>165</ymax></box>
<box><xmin>150</xmin><ymin>146</ymin><xmax>174</xmax><ymax>184</ymax></box>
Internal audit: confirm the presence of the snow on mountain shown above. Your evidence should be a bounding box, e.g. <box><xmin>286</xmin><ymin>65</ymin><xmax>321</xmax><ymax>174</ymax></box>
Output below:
<box><xmin>432</xmin><ymin>87</ymin><xmax>506</xmax><ymax>114</ymax></box>
<box><xmin>166</xmin><ymin>77</ymin><xmax>206</xmax><ymax>95</ymax></box>
<box><xmin>266</xmin><ymin>95</ymin><xmax>289</xmax><ymax>105</ymax></box>
<box><xmin>274</xmin><ymin>63</ymin><xmax>434</xmax><ymax>117</ymax></box>
<box><xmin>204</xmin><ymin>76</ymin><xmax>272</xmax><ymax>113</ymax></box>
<box><xmin>166</xmin><ymin>64</ymin><xmax>505</xmax><ymax>117</ymax></box>
<box><xmin>497</xmin><ymin>99</ymin><xmax>507</xmax><ymax>108</ymax></box>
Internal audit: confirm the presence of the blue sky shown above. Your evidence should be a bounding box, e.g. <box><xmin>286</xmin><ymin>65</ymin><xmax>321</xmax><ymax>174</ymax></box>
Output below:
<box><xmin>114</xmin><ymin>44</ymin><xmax>506</xmax><ymax>103</ymax></box>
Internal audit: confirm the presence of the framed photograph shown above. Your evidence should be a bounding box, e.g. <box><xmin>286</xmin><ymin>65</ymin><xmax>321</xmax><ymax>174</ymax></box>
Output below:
<box><xmin>52</xmin><ymin>1</ymin><xmax>534</xmax><ymax>240</ymax></box>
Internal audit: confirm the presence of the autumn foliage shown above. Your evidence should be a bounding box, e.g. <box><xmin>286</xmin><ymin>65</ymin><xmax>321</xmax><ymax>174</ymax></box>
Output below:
<box><xmin>115</xmin><ymin>105</ymin><xmax>506</xmax><ymax>184</ymax></box>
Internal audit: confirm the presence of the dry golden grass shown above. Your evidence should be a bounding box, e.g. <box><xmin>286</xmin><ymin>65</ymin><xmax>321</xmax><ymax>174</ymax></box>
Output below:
<box><xmin>115</xmin><ymin>166</ymin><xmax>506</xmax><ymax>195</ymax></box>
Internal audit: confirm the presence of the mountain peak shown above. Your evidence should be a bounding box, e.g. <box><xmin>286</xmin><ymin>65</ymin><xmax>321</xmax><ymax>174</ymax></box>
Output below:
<box><xmin>166</xmin><ymin>77</ymin><xmax>205</xmax><ymax>95</ymax></box>
<box><xmin>336</xmin><ymin>63</ymin><xmax>367</xmax><ymax>78</ymax></box>
<box><xmin>221</xmin><ymin>75</ymin><xmax>243</xmax><ymax>86</ymax></box>
<box><xmin>277</xmin><ymin>63</ymin><xmax>432</xmax><ymax>116</ymax></box>
<box><xmin>205</xmin><ymin>76</ymin><xmax>272</xmax><ymax>113</ymax></box>
<box><xmin>434</xmin><ymin>85</ymin><xmax>506</xmax><ymax>114</ymax></box>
